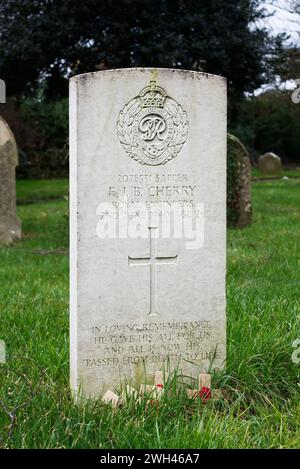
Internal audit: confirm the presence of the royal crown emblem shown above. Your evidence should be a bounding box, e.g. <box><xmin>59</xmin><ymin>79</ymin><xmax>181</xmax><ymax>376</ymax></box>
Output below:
<box><xmin>117</xmin><ymin>79</ymin><xmax>189</xmax><ymax>166</ymax></box>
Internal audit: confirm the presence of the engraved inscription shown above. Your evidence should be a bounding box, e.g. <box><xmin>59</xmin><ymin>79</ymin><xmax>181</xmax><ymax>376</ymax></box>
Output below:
<box><xmin>139</xmin><ymin>114</ymin><xmax>167</xmax><ymax>141</ymax></box>
<box><xmin>83</xmin><ymin>320</ymin><xmax>219</xmax><ymax>368</ymax></box>
<box><xmin>117</xmin><ymin>80</ymin><xmax>189</xmax><ymax>166</ymax></box>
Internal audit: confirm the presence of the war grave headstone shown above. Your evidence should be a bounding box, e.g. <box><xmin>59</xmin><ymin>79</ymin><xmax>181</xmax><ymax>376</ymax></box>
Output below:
<box><xmin>70</xmin><ymin>68</ymin><xmax>227</xmax><ymax>399</ymax></box>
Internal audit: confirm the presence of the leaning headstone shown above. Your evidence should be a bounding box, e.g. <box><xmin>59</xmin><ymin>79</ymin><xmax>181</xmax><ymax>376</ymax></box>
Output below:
<box><xmin>227</xmin><ymin>133</ymin><xmax>252</xmax><ymax>228</ymax></box>
<box><xmin>0</xmin><ymin>116</ymin><xmax>21</xmax><ymax>245</ymax></box>
<box><xmin>70</xmin><ymin>68</ymin><xmax>227</xmax><ymax>399</ymax></box>
<box><xmin>258</xmin><ymin>152</ymin><xmax>282</xmax><ymax>174</ymax></box>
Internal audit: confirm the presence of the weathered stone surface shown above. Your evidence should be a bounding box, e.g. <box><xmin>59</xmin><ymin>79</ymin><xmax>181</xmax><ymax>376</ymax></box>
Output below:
<box><xmin>0</xmin><ymin>116</ymin><xmax>21</xmax><ymax>245</ymax></box>
<box><xmin>227</xmin><ymin>133</ymin><xmax>252</xmax><ymax>228</ymax></box>
<box><xmin>70</xmin><ymin>68</ymin><xmax>227</xmax><ymax>399</ymax></box>
<box><xmin>258</xmin><ymin>152</ymin><xmax>282</xmax><ymax>174</ymax></box>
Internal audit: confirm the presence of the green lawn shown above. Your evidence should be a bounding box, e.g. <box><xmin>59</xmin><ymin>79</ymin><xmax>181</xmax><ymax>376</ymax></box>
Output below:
<box><xmin>16</xmin><ymin>178</ymin><xmax>69</xmax><ymax>205</ymax></box>
<box><xmin>0</xmin><ymin>178</ymin><xmax>299</xmax><ymax>448</ymax></box>
<box><xmin>252</xmin><ymin>167</ymin><xmax>300</xmax><ymax>180</ymax></box>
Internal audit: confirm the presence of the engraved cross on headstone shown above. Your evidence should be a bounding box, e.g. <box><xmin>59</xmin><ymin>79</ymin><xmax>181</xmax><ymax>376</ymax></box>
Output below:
<box><xmin>128</xmin><ymin>227</ymin><xmax>178</xmax><ymax>317</ymax></box>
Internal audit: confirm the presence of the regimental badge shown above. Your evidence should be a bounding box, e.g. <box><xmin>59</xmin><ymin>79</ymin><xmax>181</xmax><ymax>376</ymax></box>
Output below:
<box><xmin>117</xmin><ymin>79</ymin><xmax>189</xmax><ymax>166</ymax></box>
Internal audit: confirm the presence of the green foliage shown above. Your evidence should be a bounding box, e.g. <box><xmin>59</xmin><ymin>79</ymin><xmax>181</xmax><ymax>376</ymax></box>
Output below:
<box><xmin>8</xmin><ymin>97</ymin><xmax>70</xmax><ymax>177</ymax></box>
<box><xmin>20</xmin><ymin>98</ymin><xmax>68</xmax><ymax>149</ymax></box>
<box><xmin>229</xmin><ymin>123</ymin><xmax>255</xmax><ymax>150</ymax></box>
<box><xmin>234</xmin><ymin>90</ymin><xmax>300</xmax><ymax>163</ymax></box>
<box><xmin>0</xmin><ymin>178</ymin><xmax>299</xmax><ymax>448</ymax></box>
<box><xmin>0</xmin><ymin>0</ymin><xmax>286</xmax><ymax>101</ymax></box>
<box><xmin>273</xmin><ymin>48</ymin><xmax>300</xmax><ymax>82</ymax></box>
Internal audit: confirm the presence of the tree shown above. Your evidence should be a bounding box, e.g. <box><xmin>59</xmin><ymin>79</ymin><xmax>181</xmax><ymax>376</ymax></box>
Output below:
<box><xmin>265</xmin><ymin>0</ymin><xmax>300</xmax><ymax>80</ymax></box>
<box><xmin>273</xmin><ymin>47</ymin><xmax>300</xmax><ymax>81</ymax></box>
<box><xmin>233</xmin><ymin>90</ymin><xmax>300</xmax><ymax>163</ymax></box>
<box><xmin>0</xmin><ymin>0</ymin><xmax>285</xmax><ymax>102</ymax></box>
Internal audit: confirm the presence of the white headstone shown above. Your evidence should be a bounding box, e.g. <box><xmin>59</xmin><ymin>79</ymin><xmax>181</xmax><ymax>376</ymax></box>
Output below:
<box><xmin>70</xmin><ymin>68</ymin><xmax>227</xmax><ymax>399</ymax></box>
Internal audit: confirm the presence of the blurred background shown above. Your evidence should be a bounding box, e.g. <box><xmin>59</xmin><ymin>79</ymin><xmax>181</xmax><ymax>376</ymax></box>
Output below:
<box><xmin>0</xmin><ymin>0</ymin><xmax>299</xmax><ymax>178</ymax></box>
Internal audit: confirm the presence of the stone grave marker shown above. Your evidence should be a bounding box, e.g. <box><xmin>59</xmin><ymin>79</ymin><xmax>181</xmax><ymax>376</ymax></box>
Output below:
<box><xmin>258</xmin><ymin>152</ymin><xmax>282</xmax><ymax>174</ymax></box>
<box><xmin>0</xmin><ymin>116</ymin><xmax>21</xmax><ymax>245</ymax></box>
<box><xmin>70</xmin><ymin>68</ymin><xmax>227</xmax><ymax>399</ymax></box>
<box><xmin>227</xmin><ymin>133</ymin><xmax>252</xmax><ymax>228</ymax></box>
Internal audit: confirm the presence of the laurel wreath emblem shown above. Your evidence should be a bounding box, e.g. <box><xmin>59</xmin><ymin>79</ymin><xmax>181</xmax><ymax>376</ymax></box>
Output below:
<box><xmin>117</xmin><ymin>86</ymin><xmax>189</xmax><ymax>166</ymax></box>
<box><xmin>117</xmin><ymin>98</ymin><xmax>140</xmax><ymax>154</ymax></box>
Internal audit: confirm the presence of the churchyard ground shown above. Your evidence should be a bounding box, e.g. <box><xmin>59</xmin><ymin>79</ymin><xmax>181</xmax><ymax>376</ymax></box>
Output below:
<box><xmin>0</xmin><ymin>176</ymin><xmax>299</xmax><ymax>448</ymax></box>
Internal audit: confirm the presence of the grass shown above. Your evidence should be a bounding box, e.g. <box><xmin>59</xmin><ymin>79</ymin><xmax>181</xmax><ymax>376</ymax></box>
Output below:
<box><xmin>252</xmin><ymin>167</ymin><xmax>300</xmax><ymax>180</ymax></box>
<box><xmin>0</xmin><ymin>178</ymin><xmax>299</xmax><ymax>448</ymax></box>
<box><xmin>16</xmin><ymin>178</ymin><xmax>68</xmax><ymax>205</ymax></box>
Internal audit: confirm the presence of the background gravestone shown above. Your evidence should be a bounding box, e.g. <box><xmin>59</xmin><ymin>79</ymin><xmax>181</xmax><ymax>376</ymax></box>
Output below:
<box><xmin>258</xmin><ymin>152</ymin><xmax>282</xmax><ymax>174</ymax></box>
<box><xmin>0</xmin><ymin>116</ymin><xmax>21</xmax><ymax>245</ymax></box>
<box><xmin>227</xmin><ymin>133</ymin><xmax>252</xmax><ymax>228</ymax></box>
<box><xmin>70</xmin><ymin>68</ymin><xmax>227</xmax><ymax>399</ymax></box>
